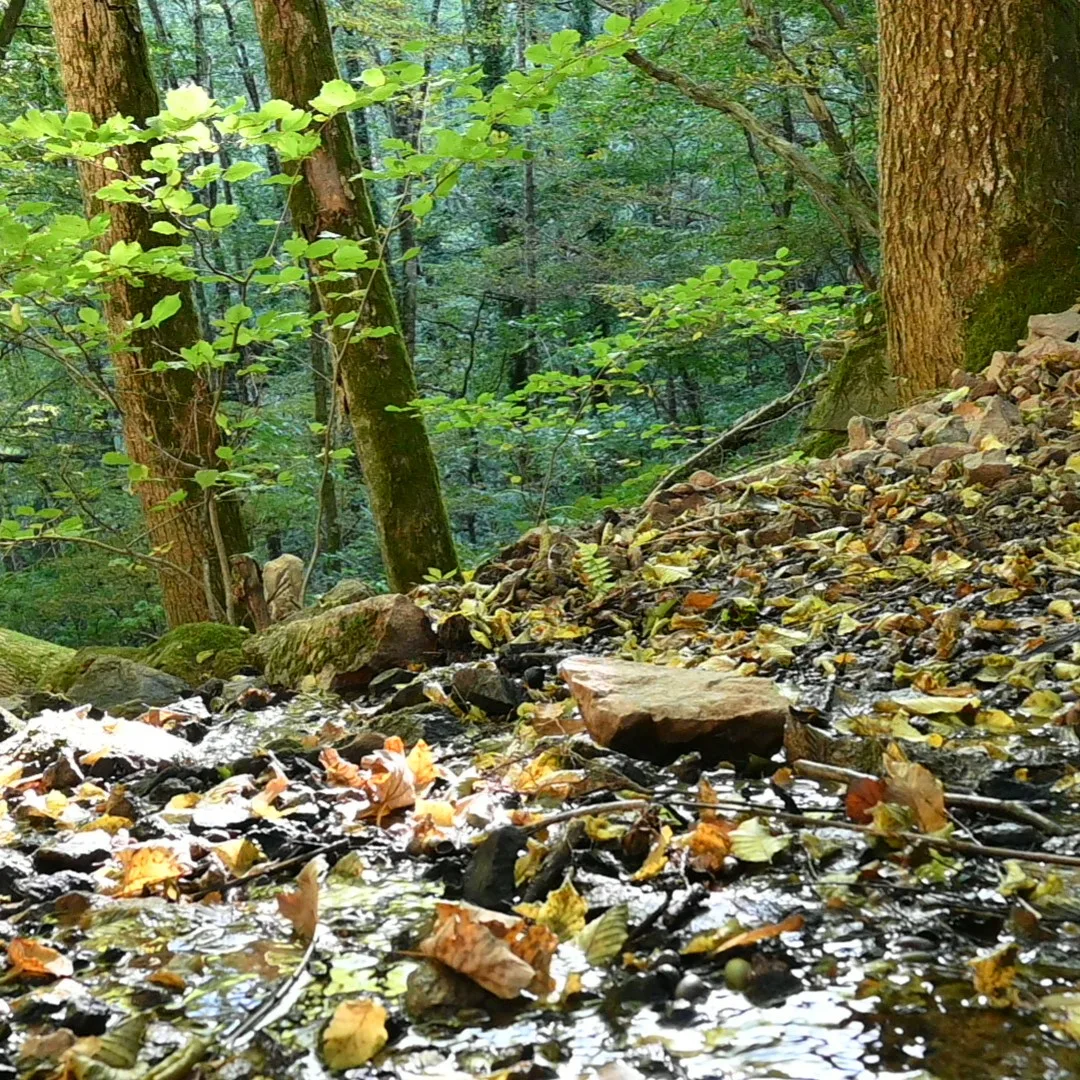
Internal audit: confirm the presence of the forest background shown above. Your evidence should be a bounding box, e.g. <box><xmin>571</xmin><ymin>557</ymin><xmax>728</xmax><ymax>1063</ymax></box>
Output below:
<box><xmin>0</xmin><ymin>0</ymin><xmax>1062</xmax><ymax>645</ymax></box>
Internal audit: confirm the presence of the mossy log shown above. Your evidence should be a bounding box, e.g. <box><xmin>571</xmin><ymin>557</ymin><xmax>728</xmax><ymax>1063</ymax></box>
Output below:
<box><xmin>0</xmin><ymin>627</ymin><xmax>75</xmax><ymax>696</ymax></box>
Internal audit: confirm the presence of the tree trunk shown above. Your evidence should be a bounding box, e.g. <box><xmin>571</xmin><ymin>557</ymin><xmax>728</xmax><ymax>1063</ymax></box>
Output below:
<box><xmin>879</xmin><ymin>0</ymin><xmax>1080</xmax><ymax>396</ymax></box>
<box><xmin>309</xmin><ymin>283</ymin><xmax>342</xmax><ymax>555</ymax></box>
<box><xmin>252</xmin><ymin>0</ymin><xmax>457</xmax><ymax>591</ymax></box>
<box><xmin>0</xmin><ymin>627</ymin><xmax>74</xmax><ymax>696</ymax></box>
<box><xmin>49</xmin><ymin>0</ymin><xmax>249</xmax><ymax>626</ymax></box>
<box><xmin>0</xmin><ymin>0</ymin><xmax>28</xmax><ymax>61</ymax></box>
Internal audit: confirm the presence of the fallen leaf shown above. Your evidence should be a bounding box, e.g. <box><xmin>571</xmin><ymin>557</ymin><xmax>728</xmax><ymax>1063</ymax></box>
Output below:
<box><xmin>406</xmin><ymin>740</ymin><xmax>441</xmax><ymax>793</ymax></box>
<box><xmin>251</xmin><ymin>770</ymin><xmax>289</xmax><ymax>819</ymax></box>
<box><xmin>322</xmin><ymin>999</ymin><xmax>388</xmax><ymax>1070</ymax></box>
<box><xmin>417</xmin><ymin>901</ymin><xmax>556</xmax><ymax>999</ymax></box>
<box><xmin>686</xmin><ymin>819</ymin><xmax>732</xmax><ymax>872</ymax></box>
<box><xmin>682</xmin><ymin>912</ymin><xmax>804</xmax><ymax>956</ymax></box>
<box><xmin>213</xmin><ymin>838</ymin><xmax>264</xmax><ymax>875</ymax></box>
<box><xmin>574</xmin><ymin>903</ymin><xmax>629</xmax><ymax>966</ymax></box>
<box><xmin>729</xmin><ymin>817</ymin><xmax>790</xmax><ymax>863</ymax></box>
<box><xmin>115</xmin><ymin>844</ymin><xmax>190</xmax><ymax>897</ymax></box>
<box><xmin>413</xmin><ymin>798</ymin><xmax>455</xmax><ymax>826</ymax></box>
<box><xmin>845</xmin><ymin>777</ymin><xmax>888</xmax><ymax>824</ymax></box>
<box><xmin>148</xmin><ymin>969</ymin><xmax>187</xmax><ymax>991</ymax></box>
<box><xmin>631</xmin><ymin>825</ymin><xmax>672</xmax><ymax>881</ymax></box>
<box><xmin>883</xmin><ymin>744</ymin><xmax>948</xmax><ymax>832</ymax></box>
<box><xmin>8</xmin><ymin>938</ymin><xmax>74</xmax><ymax>980</ymax></box>
<box><xmin>277</xmin><ymin>856</ymin><xmax>322</xmax><ymax>942</ymax></box>
<box><xmin>514</xmin><ymin>878</ymin><xmax>587</xmax><ymax>941</ymax></box>
<box><xmin>970</xmin><ymin>943</ymin><xmax>1019</xmax><ymax>1007</ymax></box>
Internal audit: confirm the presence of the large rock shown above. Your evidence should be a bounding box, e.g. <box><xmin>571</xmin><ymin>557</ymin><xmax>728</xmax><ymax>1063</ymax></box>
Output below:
<box><xmin>66</xmin><ymin>657</ymin><xmax>190</xmax><ymax>715</ymax></box>
<box><xmin>142</xmin><ymin>623</ymin><xmax>250</xmax><ymax>683</ymax></box>
<box><xmin>263</xmin><ymin>553</ymin><xmax>304</xmax><ymax>623</ymax></box>
<box><xmin>559</xmin><ymin>656</ymin><xmax>788</xmax><ymax>763</ymax></box>
<box><xmin>245</xmin><ymin>594</ymin><xmax>438</xmax><ymax>691</ymax></box>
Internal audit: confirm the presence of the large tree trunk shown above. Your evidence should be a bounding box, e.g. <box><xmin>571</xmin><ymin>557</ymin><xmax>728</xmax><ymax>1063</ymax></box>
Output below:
<box><xmin>49</xmin><ymin>0</ymin><xmax>249</xmax><ymax>625</ymax></box>
<box><xmin>879</xmin><ymin>0</ymin><xmax>1080</xmax><ymax>396</ymax></box>
<box><xmin>252</xmin><ymin>0</ymin><xmax>457</xmax><ymax>591</ymax></box>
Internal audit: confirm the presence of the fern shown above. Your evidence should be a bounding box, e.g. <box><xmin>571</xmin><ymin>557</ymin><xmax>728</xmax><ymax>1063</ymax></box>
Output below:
<box><xmin>573</xmin><ymin>541</ymin><xmax>615</xmax><ymax>596</ymax></box>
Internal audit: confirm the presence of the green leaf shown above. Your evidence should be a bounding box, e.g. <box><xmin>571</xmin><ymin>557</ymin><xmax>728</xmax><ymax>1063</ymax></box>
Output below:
<box><xmin>360</xmin><ymin>67</ymin><xmax>387</xmax><ymax>87</ymax></box>
<box><xmin>165</xmin><ymin>83</ymin><xmax>214</xmax><ymax>121</ymax></box>
<box><xmin>603</xmin><ymin>13</ymin><xmax>631</xmax><ymax>33</ymax></box>
<box><xmin>574</xmin><ymin>903</ymin><xmax>628</xmax><ymax>966</ymax></box>
<box><xmin>102</xmin><ymin>451</ymin><xmax>133</xmax><ymax>466</ymax></box>
<box><xmin>223</xmin><ymin>160</ymin><xmax>264</xmax><ymax>182</ymax></box>
<box><xmin>194</xmin><ymin>469</ymin><xmax>220</xmax><ymax>489</ymax></box>
<box><xmin>150</xmin><ymin>221</ymin><xmax>180</xmax><ymax>235</ymax></box>
<box><xmin>730</xmin><ymin>818</ymin><xmax>790</xmax><ymax>863</ymax></box>
<box><xmin>149</xmin><ymin>293</ymin><xmax>182</xmax><ymax>326</ymax></box>
<box><xmin>209</xmin><ymin>203</ymin><xmax>241</xmax><ymax>229</ymax></box>
<box><xmin>310</xmin><ymin>79</ymin><xmax>358</xmax><ymax>113</ymax></box>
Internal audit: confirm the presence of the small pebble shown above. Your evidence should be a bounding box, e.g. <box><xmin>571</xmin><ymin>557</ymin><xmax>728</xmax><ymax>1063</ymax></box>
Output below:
<box><xmin>674</xmin><ymin>973</ymin><xmax>708</xmax><ymax>1002</ymax></box>
<box><xmin>724</xmin><ymin>957</ymin><xmax>752</xmax><ymax>991</ymax></box>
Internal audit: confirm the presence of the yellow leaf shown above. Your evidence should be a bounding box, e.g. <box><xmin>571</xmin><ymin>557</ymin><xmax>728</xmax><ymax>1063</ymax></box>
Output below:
<box><xmin>970</xmin><ymin>944</ymin><xmax>1019</xmax><ymax>1007</ymax></box>
<box><xmin>115</xmin><ymin>844</ymin><xmax>190</xmax><ymax>897</ymax></box>
<box><xmin>413</xmin><ymin>798</ymin><xmax>455</xmax><ymax>826</ymax></box>
<box><xmin>682</xmin><ymin>912</ymin><xmax>804</xmax><ymax>956</ymax></box>
<box><xmin>631</xmin><ymin>825</ymin><xmax>672</xmax><ymax>881</ymax></box>
<box><xmin>883</xmin><ymin>744</ymin><xmax>948</xmax><ymax>833</ymax></box>
<box><xmin>574</xmin><ymin>903</ymin><xmax>629</xmax><ymax>966</ymax></box>
<box><xmin>685</xmin><ymin>820</ymin><xmax>732</xmax><ymax>873</ymax></box>
<box><xmin>251</xmin><ymin>771</ymin><xmax>288</xmax><ymax>819</ymax></box>
<box><xmin>730</xmin><ymin>817</ymin><xmax>790</xmax><ymax>862</ymax></box>
<box><xmin>322</xmin><ymin>999</ymin><xmax>388</xmax><ymax>1070</ymax></box>
<box><xmin>213</xmin><ymin>838</ymin><xmax>264</xmax><ymax>875</ymax></box>
<box><xmin>583</xmin><ymin>815</ymin><xmax>627</xmax><ymax>842</ymax></box>
<box><xmin>406</xmin><ymin>740</ymin><xmax>441</xmax><ymax>793</ymax></box>
<box><xmin>514</xmin><ymin>838</ymin><xmax>549</xmax><ymax>886</ymax></box>
<box><xmin>514</xmin><ymin>878</ymin><xmax>587</xmax><ymax>941</ymax></box>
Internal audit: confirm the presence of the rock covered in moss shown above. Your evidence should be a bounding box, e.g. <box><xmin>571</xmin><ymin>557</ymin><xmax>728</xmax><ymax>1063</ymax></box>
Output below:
<box><xmin>65</xmin><ymin>656</ymin><xmax>190</xmax><ymax>716</ymax></box>
<box><xmin>316</xmin><ymin>578</ymin><xmax>377</xmax><ymax>610</ymax></box>
<box><xmin>141</xmin><ymin>622</ymin><xmax>251</xmax><ymax>683</ymax></box>
<box><xmin>39</xmin><ymin>646</ymin><xmax>148</xmax><ymax>695</ymax></box>
<box><xmin>244</xmin><ymin>593</ymin><xmax>438</xmax><ymax>691</ymax></box>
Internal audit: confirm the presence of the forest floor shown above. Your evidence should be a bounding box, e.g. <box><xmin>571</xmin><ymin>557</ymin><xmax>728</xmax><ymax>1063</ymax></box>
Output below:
<box><xmin>7</xmin><ymin>319</ymin><xmax>1080</xmax><ymax>1079</ymax></box>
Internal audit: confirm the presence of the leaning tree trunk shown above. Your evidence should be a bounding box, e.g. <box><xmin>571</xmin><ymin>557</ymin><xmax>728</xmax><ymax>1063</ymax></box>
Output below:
<box><xmin>0</xmin><ymin>627</ymin><xmax>74</xmax><ymax>696</ymax></box>
<box><xmin>879</xmin><ymin>0</ymin><xmax>1080</xmax><ymax>396</ymax></box>
<box><xmin>49</xmin><ymin>0</ymin><xmax>249</xmax><ymax>626</ymax></box>
<box><xmin>252</xmin><ymin>0</ymin><xmax>458</xmax><ymax>591</ymax></box>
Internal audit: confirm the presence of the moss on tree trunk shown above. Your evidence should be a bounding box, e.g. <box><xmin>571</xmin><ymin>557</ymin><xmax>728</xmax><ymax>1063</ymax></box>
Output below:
<box><xmin>48</xmin><ymin>0</ymin><xmax>249</xmax><ymax>626</ymax></box>
<box><xmin>252</xmin><ymin>0</ymin><xmax>457</xmax><ymax>593</ymax></box>
<box><xmin>879</xmin><ymin>0</ymin><xmax>1080</xmax><ymax>397</ymax></box>
<box><xmin>0</xmin><ymin>627</ymin><xmax>75</xmax><ymax>696</ymax></box>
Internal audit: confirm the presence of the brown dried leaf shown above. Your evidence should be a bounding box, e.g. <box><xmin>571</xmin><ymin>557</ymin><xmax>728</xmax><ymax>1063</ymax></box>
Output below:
<box><xmin>7</xmin><ymin>938</ymin><xmax>74</xmax><ymax>980</ymax></box>
<box><xmin>322</xmin><ymin>999</ymin><xmax>388</xmax><ymax>1069</ymax></box>
<box><xmin>276</xmin><ymin>856</ymin><xmax>322</xmax><ymax>942</ymax></box>
<box><xmin>883</xmin><ymin>743</ymin><xmax>948</xmax><ymax>832</ymax></box>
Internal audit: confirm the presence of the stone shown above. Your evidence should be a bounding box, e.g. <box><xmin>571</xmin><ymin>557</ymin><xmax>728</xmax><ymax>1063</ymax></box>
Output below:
<box><xmin>846</xmin><ymin>415</ymin><xmax>875</xmax><ymax>450</ymax></box>
<box><xmin>963</xmin><ymin>449</ymin><xmax>1012</xmax><ymax>488</ymax></box>
<box><xmin>559</xmin><ymin>656</ymin><xmax>788</xmax><ymax>763</ymax></box>
<box><xmin>263</xmin><ymin>553</ymin><xmax>304</xmax><ymax>623</ymax></box>
<box><xmin>985</xmin><ymin>351</ymin><xmax>1016</xmax><ymax>388</ymax></box>
<box><xmin>66</xmin><ymin>657</ymin><xmax>190</xmax><ymax>715</ymax></box>
<box><xmin>906</xmin><ymin>443</ymin><xmax>970</xmax><ymax>470</ymax></box>
<box><xmin>245</xmin><ymin>593</ymin><xmax>438</xmax><ymax>690</ymax></box>
<box><xmin>1027</xmin><ymin>306</ymin><xmax>1080</xmax><ymax>341</ymax></box>
<box><xmin>463</xmin><ymin>824</ymin><xmax>529</xmax><ymax>910</ymax></box>
<box><xmin>452</xmin><ymin>666</ymin><xmax>526</xmax><ymax>717</ymax></box>
<box><xmin>687</xmin><ymin>470</ymin><xmax>721</xmax><ymax>491</ymax></box>
<box><xmin>834</xmin><ymin>449</ymin><xmax>881</xmax><ymax>474</ymax></box>
<box><xmin>921</xmin><ymin>415</ymin><xmax>970</xmax><ymax>446</ymax></box>
<box><xmin>33</xmin><ymin>831</ymin><xmax>112</xmax><ymax>874</ymax></box>
<box><xmin>962</xmin><ymin>395</ymin><xmax>1022</xmax><ymax>448</ymax></box>
<box><xmin>1018</xmin><ymin>336</ymin><xmax>1080</xmax><ymax>362</ymax></box>
<box><xmin>316</xmin><ymin>578</ymin><xmax>377</xmax><ymax>610</ymax></box>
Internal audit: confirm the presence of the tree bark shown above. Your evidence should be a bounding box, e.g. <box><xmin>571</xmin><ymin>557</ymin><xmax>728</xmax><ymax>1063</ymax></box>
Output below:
<box><xmin>252</xmin><ymin>0</ymin><xmax>457</xmax><ymax>591</ymax></box>
<box><xmin>879</xmin><ymin>0</ymin><xmax>1080</xmax><ymax>395</ymax></box>
<box><xmin>49</xmin><ymin>0</ymin><xmax>249</xmax><ymax>626</ymax></box>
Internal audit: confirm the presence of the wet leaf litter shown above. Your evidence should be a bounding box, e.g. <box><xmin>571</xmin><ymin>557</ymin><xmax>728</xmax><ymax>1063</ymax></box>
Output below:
<box><xmin>10</xmin><ymin>328</ymin><xmax>1080</xmax><ymax>1076</ymax></box>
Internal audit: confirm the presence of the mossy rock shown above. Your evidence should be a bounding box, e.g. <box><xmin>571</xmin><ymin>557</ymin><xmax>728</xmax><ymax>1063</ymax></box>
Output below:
<box><xmin>142</xmin><ymin>623</ymin><xmax>252</xmax><ymax>684</ymax></box>
<box><xmin>39</xmin><ymin>646</ymin><xmax>148</xmax><ymax>695</ymax></box>
<box><xmin>316</xmin><ymin>578</ymin><xmax>377</xmax><ymax>610</ymax></box>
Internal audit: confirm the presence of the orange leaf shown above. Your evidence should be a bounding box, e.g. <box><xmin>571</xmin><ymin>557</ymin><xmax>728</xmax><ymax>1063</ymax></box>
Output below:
<box><xmin>251</xmin><ymin>770</ymin><xmax>289</xmax><ymax>819</ymax></box>
<box><xmin>276</xmin><ymin>856</ymin><xmax>321</xmax><ymax>942</ymax></box>
<box><xmin>320</xmin><ymin>747</ymin><xmax>364</xmax><ymax>787</ymax></box>
<box><xmin>883</xmin><ymin>744</ymin><xmax>948</xmax><ymax>832</ymax></box>
<box><xmin>682</xmin><ymin>912</ymin><xmax>804</xmax><ymax>956</ymax></box>
<box><xmin>7</xmin><ymin>938</ymin><xmax>74</xmax><ymax>980</ymax></box>
<box><xmin>406</xmin><ymin>739</ymin><xmax>441</xmax><ymax>793</ymax></box>
<box><xmin>683</xmin><ymin>591</ymin><xmax>719</xmax><ymax>612</ymax></box>
<box><xmin>686</xmin><ymin>820</ymin><xmax>732</xmax><ymax>873</ymax></box>
<box><xmin>417</xmin><ymin>901</ymin><xmax>557</xmax><ymax>999</ymax></box>
<box><xmin>845</xmin><ymin>777</ymin><xmax>888</xmax><ymax>824</ymax></box>
<box><xmin>115</xmin><ymin>844</ymin><xmax>190</xmax><ymax>897</ymax></box>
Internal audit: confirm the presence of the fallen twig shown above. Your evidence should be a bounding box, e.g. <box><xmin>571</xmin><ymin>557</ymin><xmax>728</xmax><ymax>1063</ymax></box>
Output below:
<box><xmin>793</xmin><ymin>759</ymin><xmax>1069</xmax><ymax>837</ymax></box>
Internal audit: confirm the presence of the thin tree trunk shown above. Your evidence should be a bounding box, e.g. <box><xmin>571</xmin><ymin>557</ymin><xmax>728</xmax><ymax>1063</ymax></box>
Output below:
<box><xmin>49</xmin><ymin>0</ymin><xmax>248</xmax><ymax>625</ymax></box>
<box><xmin>0</xmin><ymin>0</ymin><xmax>27</xmax><ymax>61</ymax></box>
<box><xmin>879</xmin><ymin>0</ymin><xmax>1080</xmax><ymax>395</ymax></box>
<box><xmin>309</xmin><ymin>283</ymin><xmax>341</xmax><ymax>554</ymax></box>
<box><xmin>220</xmin><ymin>0</ymin><xmax>281</xmax><ymax>176</ymax></box>
<box><xmin>512</xmin><ymin>0</ymin><xmax>539</xmax><ymax>388</ymax></box>
<box><xmin>252</xmin><ymin>0</ymin><xmax>457</xmax><ymax>591</ymax></box>
<box><xmin>143</xmin><ymin>0</ymin><xmax>178</xmax><ymax>88</ymax></box>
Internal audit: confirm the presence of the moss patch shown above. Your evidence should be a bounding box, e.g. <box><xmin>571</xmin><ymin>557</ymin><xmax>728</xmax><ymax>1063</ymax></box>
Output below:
<box><xmin>963</xmin><ymin>248</ymin><xmax>1080</xmax><ymax>371</ymax></box>
<box><xmin>808</xmin><ymin>298</ymin><xmax>895</xmax><ymax>432</ymax></box>
<box><xmin>142</xmin><ymin>623</ymin><xmax>251</xmax><ymax>684</ymax></box>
